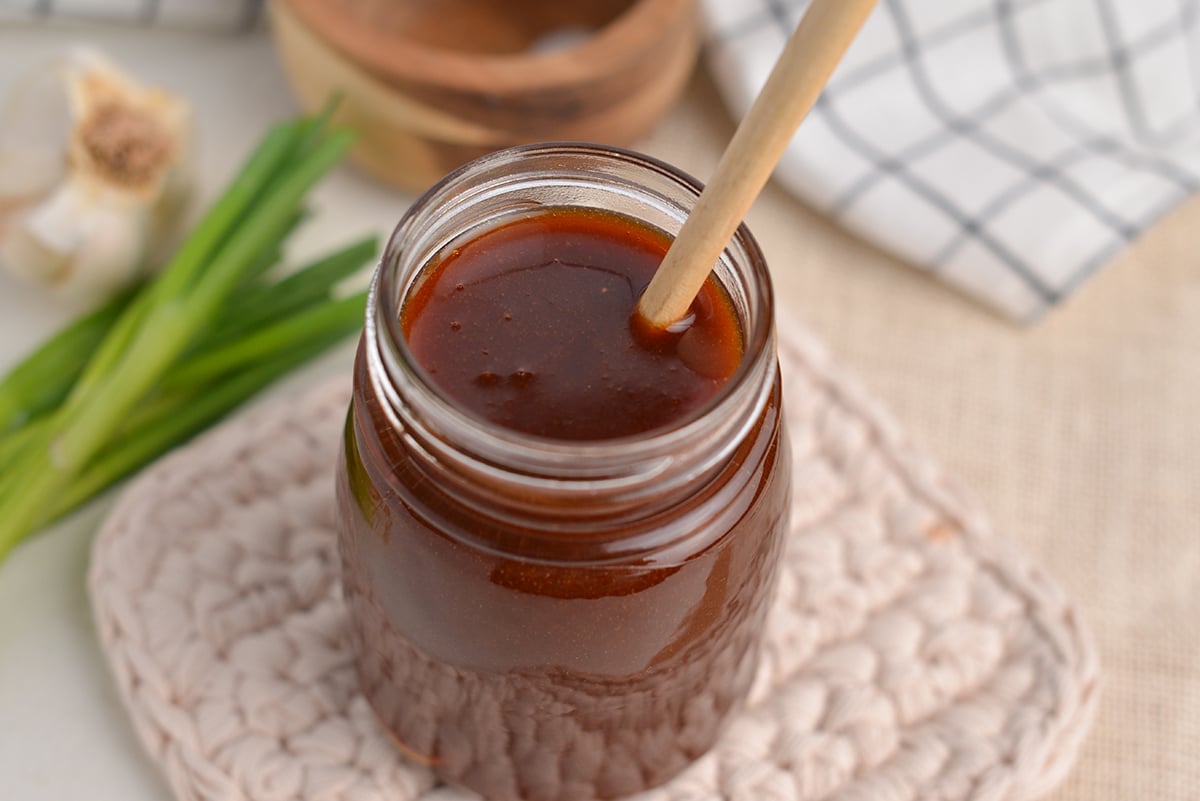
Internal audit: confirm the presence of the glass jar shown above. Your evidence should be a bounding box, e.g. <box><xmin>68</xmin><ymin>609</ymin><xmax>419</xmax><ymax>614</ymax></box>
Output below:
<box><xmin>336</xmin><ymin>144</ymin><xmax>791</xmax><ymax>801</ymax></box>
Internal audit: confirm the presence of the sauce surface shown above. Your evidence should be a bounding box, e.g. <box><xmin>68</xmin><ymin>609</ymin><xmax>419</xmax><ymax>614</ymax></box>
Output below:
<box><xmin>401</xmin><ymin>207</ymin><xmax>742</xmax><ymax>440</ymax></box>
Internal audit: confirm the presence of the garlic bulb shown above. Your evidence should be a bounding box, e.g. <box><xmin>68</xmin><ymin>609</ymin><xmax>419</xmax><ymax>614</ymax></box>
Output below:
<box><xmin>0</xmin><ymin>49</ymin><xmax>193</xmax><ymax>302</ymax></box>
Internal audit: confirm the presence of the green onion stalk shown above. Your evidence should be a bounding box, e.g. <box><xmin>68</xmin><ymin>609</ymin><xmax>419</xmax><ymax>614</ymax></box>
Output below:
<box><xmin>0</xmin><ymin>111</ymin><xmax>378</xmax><ymax>564</ymax></box>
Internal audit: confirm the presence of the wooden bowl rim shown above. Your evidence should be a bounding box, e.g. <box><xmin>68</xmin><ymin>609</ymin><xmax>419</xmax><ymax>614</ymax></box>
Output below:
<box><xmin>280</xmin><ymin>0</ymin><xmax>697</xmax><ymax>94</ymax></box>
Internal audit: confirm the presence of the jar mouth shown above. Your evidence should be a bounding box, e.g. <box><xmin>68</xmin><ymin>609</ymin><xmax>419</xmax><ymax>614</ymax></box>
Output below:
<box><xmin>372</xmin><ymin>142</ymin><xmax>776</xmax><ymax>482</ymax></box>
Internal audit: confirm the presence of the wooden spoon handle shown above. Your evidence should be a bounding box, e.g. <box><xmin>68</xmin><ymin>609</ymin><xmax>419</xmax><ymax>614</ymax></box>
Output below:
<box><xmin>637</xmin><ymin>0</ymin><xmax>877</xmax><ymax>328</ymax></box>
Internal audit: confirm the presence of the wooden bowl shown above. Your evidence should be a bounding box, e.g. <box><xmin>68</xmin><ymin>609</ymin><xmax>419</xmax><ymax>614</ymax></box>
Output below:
<box><xmin>269</xmin><ymin>0</ymin><xmax>700</xmax><ymax>190</ymax></box>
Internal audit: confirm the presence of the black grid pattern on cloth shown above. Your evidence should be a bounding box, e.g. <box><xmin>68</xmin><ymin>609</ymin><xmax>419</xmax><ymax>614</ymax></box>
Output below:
<box><xmin>703</xmin><ymin>0</ymin><xmax>1200</xmax><ymax>321</ymax></box>
<box><xmin>1</xmin><ymin>0</ymin><xmax>263</xmax><ymax>30</ymax></box>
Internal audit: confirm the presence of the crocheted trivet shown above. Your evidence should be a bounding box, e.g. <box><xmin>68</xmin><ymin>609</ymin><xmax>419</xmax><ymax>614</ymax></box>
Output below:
<box><xmin>88</xmin><ymin>317</ymin><xmax>1099</xmax><ymax>801</ymax></box>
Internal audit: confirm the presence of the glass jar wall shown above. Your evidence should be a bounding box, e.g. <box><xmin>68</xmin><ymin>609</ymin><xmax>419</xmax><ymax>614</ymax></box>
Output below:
<box><xmin>336</xmin><ymin>144</ymin><xmax>791</xmax><ymax>801</ymax></box>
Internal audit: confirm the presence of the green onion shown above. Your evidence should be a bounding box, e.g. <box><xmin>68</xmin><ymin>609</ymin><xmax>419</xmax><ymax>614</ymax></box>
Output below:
<box><xmin>51</xmin><ymin>129</ymin><xmax>354</xmax><ymax>472</ymax></box>
<box><xmin>164</xmin><ymin>290</ymin><xmax>367</xmax><ymax>391</ymax></box>
<box><xmin>210</xmin><ymin>237</ymin><xmax>377</xmax><ymax>347</ymax></box>
<box><xmin>0</xmin><ymin>111</ymin><xmax>375</xmax><ymax>565</ymax></box>
<box><xmin>0</xmin><ymin>286</ymin><xmax>137</xmax><ymax>434</ymax></box>
<box><xmin>38</xmin><ymin>335</ymin><xmax>348</xmax><ymax>530</ymax></box>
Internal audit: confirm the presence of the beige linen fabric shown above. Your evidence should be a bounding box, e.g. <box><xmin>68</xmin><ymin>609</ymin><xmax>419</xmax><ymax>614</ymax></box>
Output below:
<box><xmin>638</xmin><ymin>74</ymin><xmax>1198</xmax><ymax>801</ymax></box>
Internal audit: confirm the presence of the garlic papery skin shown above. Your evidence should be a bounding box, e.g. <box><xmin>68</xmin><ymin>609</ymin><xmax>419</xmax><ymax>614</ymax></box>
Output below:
<box><xmin>2</xmin><ymin>181</ymin><xmax>148</xmax><ymax>299</ymax></box>
<box><xmin>0</xmin><ymin>63</ymin><xmax>69</xmax><ymax>208</ymax></box>
<box><xmin>0</xmin><ymin>49</ymin><xmax>193</xmax><ymax>302</ymax></box>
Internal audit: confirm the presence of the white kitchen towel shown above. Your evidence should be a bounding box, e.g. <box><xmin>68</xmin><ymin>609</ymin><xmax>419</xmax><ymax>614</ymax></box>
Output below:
<box><xmin>703</xmin><ymin>0</ymin><xmax>1200</xmax><ymax>321</ymax></box>
<box><xmin>0</xmin><ymin>0</ymin><xmax>262</xmax><ymax>30</ymax></box>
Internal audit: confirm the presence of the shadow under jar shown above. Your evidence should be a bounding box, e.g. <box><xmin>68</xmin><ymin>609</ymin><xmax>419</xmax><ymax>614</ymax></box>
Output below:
<box><xmin>336</xmin><ymin>144</ymin><xmax>791</xmax><ymax>801</ymax></box>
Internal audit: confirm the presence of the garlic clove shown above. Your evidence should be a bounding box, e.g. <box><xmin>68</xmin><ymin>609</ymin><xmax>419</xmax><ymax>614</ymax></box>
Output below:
<box><xmin>0</xmin><ymin>48</ymin><xmax>193</xmax><ymax>303</ymax></box>
<box><xmin>3</xmin><ymin>181</ymin><xmax>150</xmax><ymax>299</ymax></box>
<box><xmin>1</xmin><ymin>182</ymin><xmax>84</xmax><ymax>286</ymax></box>
<box><xmin>1</xmin><ymin>218</ymin><xmax>70</xmax><ymax>288</ymax></box>
<box><xmin>62</xmin><ymin>195</ymin><xmax>150</xmax><ymax>301</ymax></box>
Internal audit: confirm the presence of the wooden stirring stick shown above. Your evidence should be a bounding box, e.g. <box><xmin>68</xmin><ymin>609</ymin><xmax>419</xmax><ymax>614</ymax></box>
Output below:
<box><xmin>636</xmin><ymin>0</ymin><xmax>877</xmax><ymax>329</ymax></box>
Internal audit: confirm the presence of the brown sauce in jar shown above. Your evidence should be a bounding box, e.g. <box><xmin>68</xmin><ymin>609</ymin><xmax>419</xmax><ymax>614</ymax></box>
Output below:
<box><xmin>338</xmin><ymin>205</ymin><xmax>790</xmax><ymax>801</ymax></box>
<box><xmin>401</xmin><ymin>207</ymin><xmax>742</xmax><ymax>440</ymax></box>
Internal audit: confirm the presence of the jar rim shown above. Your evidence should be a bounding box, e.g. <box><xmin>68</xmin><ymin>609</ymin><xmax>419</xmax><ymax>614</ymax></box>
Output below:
<box><xmin>372</xmin><ymin>142</ymin><xmax>776</xmax><ymax>480</ymax></box>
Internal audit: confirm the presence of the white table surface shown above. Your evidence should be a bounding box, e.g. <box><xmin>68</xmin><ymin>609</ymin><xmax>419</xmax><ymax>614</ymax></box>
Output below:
<box><xmin>0</xmin><ymin>23</ymin><xmax>411</xmax><ymax>801</ymax></box>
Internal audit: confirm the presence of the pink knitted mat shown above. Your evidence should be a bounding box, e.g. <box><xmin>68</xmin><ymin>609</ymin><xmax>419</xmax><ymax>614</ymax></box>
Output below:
<box><xmin>88</xmin><ymin>316</ymin><xmax>1099</xmax><ymax>801</ymax></box>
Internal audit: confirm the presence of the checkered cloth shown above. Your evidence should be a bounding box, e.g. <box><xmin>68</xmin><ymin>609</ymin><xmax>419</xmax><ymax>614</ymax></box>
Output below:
<box><xmin>0</xmin><ymin>0</ymin><xmax>262</xmax><ymax>29</ymax></box>
<box><xmin>703</xmin><ymin>0</ymin><xmax>1200</xmax><ymax>321</ymax></box>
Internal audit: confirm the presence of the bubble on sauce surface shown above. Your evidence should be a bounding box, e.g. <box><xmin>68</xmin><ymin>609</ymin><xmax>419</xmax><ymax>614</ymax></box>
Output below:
<box><xmin>511</xmin><ymin>369</ymin><xmax>536</xmax><ymax>387</ymax></box>
<box><xmin>475</xmin><ymin>372</ymin><xmax>501</xmax><ymax>387</ymax></box>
